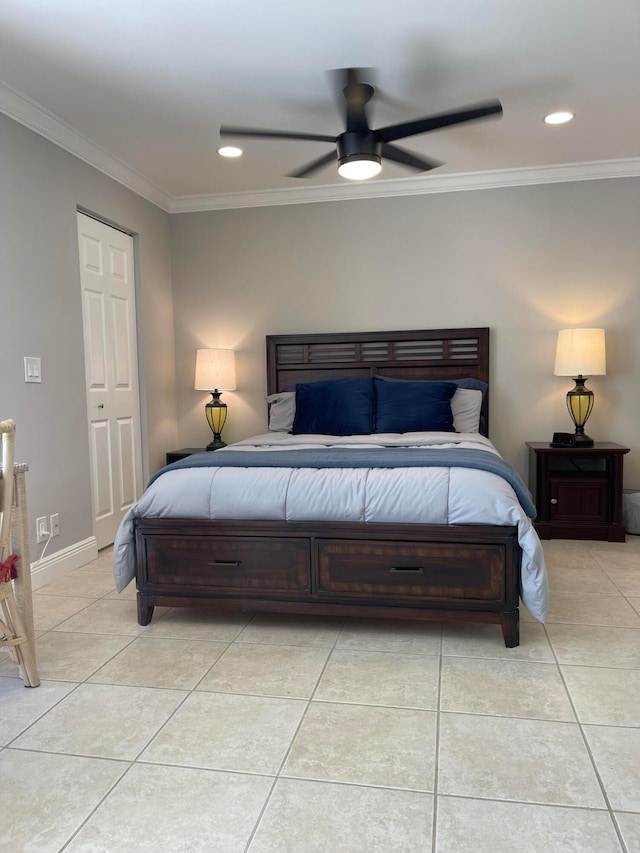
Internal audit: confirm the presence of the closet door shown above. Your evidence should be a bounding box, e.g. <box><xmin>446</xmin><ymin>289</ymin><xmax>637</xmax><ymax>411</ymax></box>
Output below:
<box><xmin>77</xmin><ymin>212</ymin><xmax>143</xmax><ymax>549</ymax></box>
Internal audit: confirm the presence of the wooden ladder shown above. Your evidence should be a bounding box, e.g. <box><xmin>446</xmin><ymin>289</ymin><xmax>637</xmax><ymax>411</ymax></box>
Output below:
<box><xmin>0</xmin><ymin>420</ymin><xmax>40</xmax><ymax>687</ymax></box>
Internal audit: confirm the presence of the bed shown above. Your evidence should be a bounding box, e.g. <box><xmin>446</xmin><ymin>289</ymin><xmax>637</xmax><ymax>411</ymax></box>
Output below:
<box><xmin>114</xmin><ymin>327</ymin><xmax>548</xmax><ymax>647</ymax></box>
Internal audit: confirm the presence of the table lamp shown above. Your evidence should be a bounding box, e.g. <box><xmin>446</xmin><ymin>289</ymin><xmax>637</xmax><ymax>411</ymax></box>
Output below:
<box><xmin>194</xmin><ymin>348</ymin><xmax>236</xmax><ymax>450</ymax></box>
<box><xmin>554</xmin><ymin>328</ymin><xmax>606</xmax><ymax>447</ymax></box>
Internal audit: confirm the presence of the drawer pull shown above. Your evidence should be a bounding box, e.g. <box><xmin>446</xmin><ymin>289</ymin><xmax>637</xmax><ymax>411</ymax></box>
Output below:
<box><xmin>390</xmin><ymin>566</ymin><xmax>424</xmax><ymax>574</ymax></box>
<box><xmin>208</xmin><ymin>560</ymin><xmax>242</xmax><ymax>567</ymax></box>
<box><xmin>550</xmin><ymin>498</ymin><xmax>558</xmax><ymax>505</ymax></box>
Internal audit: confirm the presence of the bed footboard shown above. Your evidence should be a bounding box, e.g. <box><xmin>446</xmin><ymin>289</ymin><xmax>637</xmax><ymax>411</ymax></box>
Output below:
<box><xmin>134</xmin><ymin>518</ymin><xmax>522</xmax><ymax>646</ymax></box>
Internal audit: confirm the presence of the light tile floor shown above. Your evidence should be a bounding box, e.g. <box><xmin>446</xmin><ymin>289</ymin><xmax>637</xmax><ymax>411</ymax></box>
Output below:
<box><xmin>1</xmin><ymin>538</ymin><xmax>639</xmax><ymax>852</ymax></box>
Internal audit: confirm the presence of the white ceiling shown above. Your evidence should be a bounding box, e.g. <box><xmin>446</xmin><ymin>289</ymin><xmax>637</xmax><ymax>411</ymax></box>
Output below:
<box><xmin>1</xmin><ymin>0</ymin><xmax>639</xmax><ymax>211</ymax></box>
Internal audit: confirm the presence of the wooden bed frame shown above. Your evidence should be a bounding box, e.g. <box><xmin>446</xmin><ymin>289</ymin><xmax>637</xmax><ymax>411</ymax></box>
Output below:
<box><xmin>135</xmin><ymin>327</ymin><xmax>522</xmax><ymax>646</ymax></box>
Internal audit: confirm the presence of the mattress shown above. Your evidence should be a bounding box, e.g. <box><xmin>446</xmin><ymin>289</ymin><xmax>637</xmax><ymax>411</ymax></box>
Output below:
<box><xmin>113</xmin><ymin>431</ymin><xmax>548</xmax><ymax>621</ymax></box>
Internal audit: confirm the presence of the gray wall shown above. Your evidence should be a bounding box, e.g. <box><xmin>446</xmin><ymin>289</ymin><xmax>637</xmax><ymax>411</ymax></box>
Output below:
<box><xmin>3</xmin><ymin>103</ymin><xmax>638</xmax><ymax>568</ymax></box>
<box><xmin>0</xmin><ymin>113</ymin><xmax>177</xmax><ymax>557</ymax></box>
<box><xmin>170</xmin><ymin>178</ymin><xmax>640</xmax><ymax>487</ymax></box>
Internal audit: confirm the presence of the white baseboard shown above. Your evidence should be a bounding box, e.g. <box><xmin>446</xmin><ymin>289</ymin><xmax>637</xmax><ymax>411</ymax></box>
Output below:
<box><xmin>30</xmin><ymin>536</ymin><xmax>99</xmax><ymax>590</ymax></box>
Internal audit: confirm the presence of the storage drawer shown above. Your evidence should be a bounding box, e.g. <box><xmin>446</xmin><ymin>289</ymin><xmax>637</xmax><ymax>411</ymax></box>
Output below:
<box><xmin>317</xmin><ymin>539</ymin><xmax>506</xmax><ymax>602</ymax></box>
<box><xmin>141</xmin><ymin>535</ymin><xmax>310</xmax><ymax>593</ymax></box>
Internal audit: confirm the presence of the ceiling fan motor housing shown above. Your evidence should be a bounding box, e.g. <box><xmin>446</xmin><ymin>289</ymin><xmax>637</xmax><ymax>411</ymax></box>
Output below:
<box><xmin>337</xmin><ymin>132</ymin><xmax>382</xmax><ymax>167</ymax></box>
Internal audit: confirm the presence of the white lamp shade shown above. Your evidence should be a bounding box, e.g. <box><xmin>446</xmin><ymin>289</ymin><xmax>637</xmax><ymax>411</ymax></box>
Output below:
<box><xmin>194</xmin><ymin>348</ymin><xmax>236</xmax><ymax>390</ymax></box>
<box><xmin>554</xmin><ymin>328</ymin><xmax>606</xmax><ymax>376</ymax></box>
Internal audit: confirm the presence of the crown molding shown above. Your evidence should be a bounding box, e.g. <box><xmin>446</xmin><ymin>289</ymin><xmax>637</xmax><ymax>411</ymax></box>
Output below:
<box><xmin>169</xmin><ymin>157</ymin><xmax>640</xmax><ymax>212</ymax></box>
<box><xmin>2</xmin><ymin>80</ymin><xmax>639</xmax><ymax>215</ymax></box>
<box><xmin>0</xmin><ymin>79</ymin><xmax>172</xmax><ymax>211</ymax></box>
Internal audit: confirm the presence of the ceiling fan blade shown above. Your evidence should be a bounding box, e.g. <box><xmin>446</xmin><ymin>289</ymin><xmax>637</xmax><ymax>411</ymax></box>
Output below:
<box><xmin>287</xmin><ymin>150</ymin><xmax>337</xmax><ymax>179</ymax></box>
<box><xmin>381</xmin><ymin>143</ymin><xmax>441</xmax><ymax>172</ymax></box>
<box><xmin>220</xmin><ymin>125</ymin><xmax>336</xmax><ymax>143</ymax></box>
<box><xmin>376</xmin><ymin>99</ymin><xmax>503</xmax><ymax>143</ymax></box>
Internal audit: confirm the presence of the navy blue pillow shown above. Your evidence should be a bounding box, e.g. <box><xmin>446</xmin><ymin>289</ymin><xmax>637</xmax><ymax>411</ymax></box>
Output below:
<box><xmin>373</xmin><ymin>376</ymin><xmax>456</xmax><ymax>433</ymax></box>
<box><xmin>376</xmin><ymin>375</ymin><xmax>488</xmax><ymax>435</ymax></box>
<box><xmin>291</xmin><ymin>378</ymin><xmax>374</xmax><ymax>435</ymax></box>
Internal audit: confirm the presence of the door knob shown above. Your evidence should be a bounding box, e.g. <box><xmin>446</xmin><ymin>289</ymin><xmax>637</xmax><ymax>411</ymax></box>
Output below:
<box><xmin>550</xmin><ymin>498</ymin><xmax>558</xmax><ymax>505</ymax></box>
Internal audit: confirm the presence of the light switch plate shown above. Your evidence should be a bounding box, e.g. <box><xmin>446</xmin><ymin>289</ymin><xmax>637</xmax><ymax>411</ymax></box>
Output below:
<box><xmin>24</xmin><ymin>356</ymin><xmax>41</xmax><ymax>383</ymax></box>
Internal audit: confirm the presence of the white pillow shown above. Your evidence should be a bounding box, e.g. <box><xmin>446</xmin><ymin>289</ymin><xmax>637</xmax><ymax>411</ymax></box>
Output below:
<box><xmin>451</xmin><ymin>388</ymin><xmax>483</xmax><ymax>433</ymax></box>
<box><xmin>267</xmin><ymin>386</ymin><xmax>483</xmax><ymax>434</ymax></box>
<box><xmin>266</xmin><ymin>391</ymin><xmax>296</xmax><ymax>431</ymax></box>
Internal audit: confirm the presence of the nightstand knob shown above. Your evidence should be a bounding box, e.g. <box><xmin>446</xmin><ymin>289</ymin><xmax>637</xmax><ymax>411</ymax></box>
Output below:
<box><xmin>550</xmin><ymin>498</ymin><xmax>558</xmax><ymax>505</ymax></box>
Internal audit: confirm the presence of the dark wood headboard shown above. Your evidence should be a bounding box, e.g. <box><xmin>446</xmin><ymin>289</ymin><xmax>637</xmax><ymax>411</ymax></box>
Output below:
<box><xmin>266</xmin><ymin>328</ymin><xmax>490</xmax><ymax>435</ymax></box>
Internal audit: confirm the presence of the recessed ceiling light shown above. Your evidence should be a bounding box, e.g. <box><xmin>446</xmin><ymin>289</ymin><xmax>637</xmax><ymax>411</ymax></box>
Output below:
<box><xmin>544</xmin><ymin>111</ymin><xmax>575</xmax><ymax>125</ymax></box>
<box><xmin>217</xmin><ymin>145</ymin><xmax>243</xmax><ymax>158</ymax></box>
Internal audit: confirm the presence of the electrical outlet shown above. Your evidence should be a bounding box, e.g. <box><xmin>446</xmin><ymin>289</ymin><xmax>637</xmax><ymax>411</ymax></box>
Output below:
<box><xmin>36</xmin><ymin>516</ymin><xmax>49</xmax><ymax>544</ymax></box>
<box><xmin>50</xmin><ymin>513</ymin><xmax>60</xmax><ymax>537</ymax></box>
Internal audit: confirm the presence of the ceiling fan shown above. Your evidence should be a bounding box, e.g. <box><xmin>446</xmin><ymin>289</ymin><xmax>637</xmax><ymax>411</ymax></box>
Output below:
<box><xmin>220</xmin><ymin>68</ymin><xmax>503</xmax><ymax>181</ymax></box>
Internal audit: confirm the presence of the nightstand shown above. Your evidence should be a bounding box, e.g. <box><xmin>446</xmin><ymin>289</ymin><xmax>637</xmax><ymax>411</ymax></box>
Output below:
<box><xmin>526</xmin><ymin>442</ymin><xmax>630</xmax><ymax>542</ymax></box>
<box><xmin>165</xmin><ymin>447</ymin><xmax>206</xmax><ymax>465</ymax></box>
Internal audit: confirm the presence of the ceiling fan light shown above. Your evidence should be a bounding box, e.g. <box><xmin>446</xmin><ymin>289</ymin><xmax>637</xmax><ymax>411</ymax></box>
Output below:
<box><xmin>217</xmin><ymin>145</ymin><xmax>243</xmax><ymax>158</ymax></box>
<box><xmin>338</xmin><ymin>157</ymin><xmax>382</xmax><ymax>181</ymax></box>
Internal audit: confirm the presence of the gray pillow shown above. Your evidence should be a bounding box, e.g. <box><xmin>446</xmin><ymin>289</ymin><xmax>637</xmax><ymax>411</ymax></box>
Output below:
<box><xmin>266</xmin><ymin>392</ymin><xmax>296</xmax><ymax>431</ymax></box>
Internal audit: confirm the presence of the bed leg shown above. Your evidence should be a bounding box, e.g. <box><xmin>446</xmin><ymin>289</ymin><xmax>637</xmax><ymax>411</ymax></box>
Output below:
<box><xmin>137</xmin><ymin>593</ymin><xmax>154</xmax><ymax>626</ymax></box>
<box><xmin>501</xmin><ymin>610</ymin><xmax>519</xmax><ymax>648</ymax></box>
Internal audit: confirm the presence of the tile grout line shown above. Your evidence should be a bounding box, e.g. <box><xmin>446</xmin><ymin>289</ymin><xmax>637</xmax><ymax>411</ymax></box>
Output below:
<box><xmin>118</xmin><ymin>614</ymin><xmax>261</xmax><ymax>766</ymax></box>
<box><xmin>241</xmin><ymin>617</ymin><xmax>347</xmax><ymax>853</ymax></box>
<box><xmin>57</xmin><ymin>759</ymin><xmax>136</xmax><ymax>852</ymax></box>
<box><xmin>49</xmin><ymin>613</ymin><xmax>244</xmax><ymax>848</ymax></box>
<box><xmin>13</xmin><ymin>568</ymin><xmax>247</xmax><ymax>846</ymax></box>
<box><xmin>4</xmin><ymin>680</ymin><xmax>85</xmax><ymax>749</ymax></box>
<box><xmin>585</xmin><ymin>545</ymin><xmax>640</xmax><ymax>605</ymax></box>
<box><xmin>543</xmin><ymin>621</ymin><xmax>630</xmax><ymax>853</ymax></box>
<box><xmin>430</xmin><ymin>623</ymin><xmax>444</xmax><ymax>853</ymax></box>
<box><xmin>3</xmin><ymin>621</ymin><xmax>147</xmax><ymax>747</ymax></box>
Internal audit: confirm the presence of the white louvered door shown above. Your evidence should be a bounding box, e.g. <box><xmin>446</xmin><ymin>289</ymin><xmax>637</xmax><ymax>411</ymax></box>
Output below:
<box><xmin>77</xmin><ymin>212</ymin><xmax>143</xmax><ymax>548</ymax></box>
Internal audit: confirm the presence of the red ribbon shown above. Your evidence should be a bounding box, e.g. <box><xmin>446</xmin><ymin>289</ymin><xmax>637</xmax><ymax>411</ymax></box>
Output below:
<box><xmin>1</xmin><ymin>554</ymin><xmax>19</xmax><ymax>583</ymax></box>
